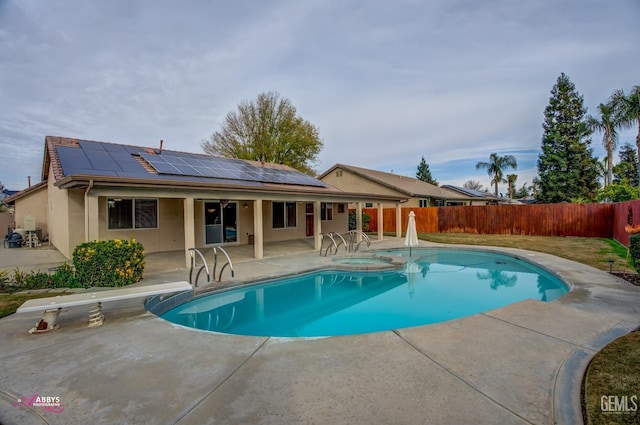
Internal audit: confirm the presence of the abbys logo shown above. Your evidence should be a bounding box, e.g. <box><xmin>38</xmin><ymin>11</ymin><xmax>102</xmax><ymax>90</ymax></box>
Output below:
<box><xmin>601</xmin><ymin>395</ymin><xmax>638</xmax><ymax>414</ymax></box>
<box><xmin>13</xmin><ymin>393</ymin><xmax>64</xmax><ymax>413</ymax></box>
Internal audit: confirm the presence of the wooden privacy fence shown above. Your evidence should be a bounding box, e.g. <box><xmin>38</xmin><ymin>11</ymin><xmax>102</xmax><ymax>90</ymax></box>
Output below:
<box><xmin>361</xmin><ymin>202</ymin><xmax>625</xmax><ymax>241</ymax></box>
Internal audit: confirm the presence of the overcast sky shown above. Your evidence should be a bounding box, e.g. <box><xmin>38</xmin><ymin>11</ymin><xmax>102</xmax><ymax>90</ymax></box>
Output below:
<box><xmin>1</xmin><ymin>0</ymin><xmax>638</xmax><ymax>195</ymax></box>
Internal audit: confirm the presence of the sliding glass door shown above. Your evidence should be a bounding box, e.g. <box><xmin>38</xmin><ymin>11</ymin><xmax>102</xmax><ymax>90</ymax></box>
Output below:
<box><xmin>204</xmin><ymin>201</ymin><xmax>237</xmax><ymax>245</ymax></box>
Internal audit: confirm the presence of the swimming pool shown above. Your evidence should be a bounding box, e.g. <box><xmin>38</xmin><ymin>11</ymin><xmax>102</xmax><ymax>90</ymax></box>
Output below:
<box><xmin>159</xmin><ymin>249</ymin><xmax>568</xmax><ymax>337</ymax></box>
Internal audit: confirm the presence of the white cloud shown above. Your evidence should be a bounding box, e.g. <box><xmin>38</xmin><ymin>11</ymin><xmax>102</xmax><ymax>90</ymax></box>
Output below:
<box><xmin>0</xmin><ymin>0</ymin><xmax>638</xmax><ymax>192</ymax></box>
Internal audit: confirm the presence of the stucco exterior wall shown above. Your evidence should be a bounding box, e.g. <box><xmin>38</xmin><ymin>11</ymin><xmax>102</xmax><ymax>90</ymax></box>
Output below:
<box><xmin>13</xmin><ymin>186</ymin><xmax>48</xmax><ymax>237</ymax></box>
<box><xmin>98</xmin><ymin>197</ymin><xmax>185</xmax><ymax>253</ymax></box>
<box><xmin>67</xmin><ymin>190</ymin><xmax>86</xmax><ymax>255</ymax></box>
<box><xmin>262</xmin><ymin>202</ymin><xmax>307</xmax><ymax>242</ymax></box>
<box><xmin>317</xmin><ymin>203</ymin><xmax>349</xmax><ymax>234</ymax></box>
<box><xmin>48</xmin><ymin>170</ymin><xmax>72</xmax><ymax>257</ymax></box>
<box><xmin>322</xmin><ymin>169</ymin><xmax>402</xmax><ymax>198</ymax></box>
<box><xmin>0</xmin><ymin>212</ymin><xmax>12</xmax><ymax>235</ymax></box>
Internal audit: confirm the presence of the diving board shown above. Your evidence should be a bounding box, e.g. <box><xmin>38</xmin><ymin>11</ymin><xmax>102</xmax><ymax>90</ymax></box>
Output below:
<box><xmin>17</xmin><ymin>281</ymin><xmax>193</xmax><ymax>333</ymax></box>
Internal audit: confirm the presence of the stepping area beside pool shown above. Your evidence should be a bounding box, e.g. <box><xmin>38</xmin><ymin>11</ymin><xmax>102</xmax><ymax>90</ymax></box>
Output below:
<box><xmin>0</xmin><ymin>238</ymin><xmax>639</xmax><ymax>424</ymax></box>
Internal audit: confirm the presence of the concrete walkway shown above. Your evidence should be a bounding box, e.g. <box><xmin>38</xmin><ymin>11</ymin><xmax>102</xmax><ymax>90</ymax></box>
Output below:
<box><xmin>0</xmin><ymin>239</ymin><xmax>639</xmax><ymax>424</ymax></box>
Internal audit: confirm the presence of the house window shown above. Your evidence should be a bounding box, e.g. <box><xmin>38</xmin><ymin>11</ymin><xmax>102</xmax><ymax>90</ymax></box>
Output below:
<box><xmin>272</xmin><ymin>201</ymin><xmax>297</xmax><ymax>229</ymax></box>
<box><xmin>336</xmin><ymin>170</ymin><xmax>343</xmax><ymax>177</ymax></box>
<box><xmin>321</xmin><ymin>203</ymin><xmax>333</xmax><ymax>221</ymax></box>
<box><xmin>419</xmin><ymin>199</ymin><xmax>429</xmax><ymax>207</ymax></box>
<box><xmin>338</xmin><ymin>204</ymin><xmax>345</xmax><ymax>213</ymax></box>
<box><xmin>108</xmin><ymin>198</ymin><xmax>158</xmax><ymax>230</ymax></box>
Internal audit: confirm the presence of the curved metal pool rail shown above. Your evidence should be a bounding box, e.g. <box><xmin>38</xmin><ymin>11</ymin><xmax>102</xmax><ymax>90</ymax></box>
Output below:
<box><xmin>320</xmin><ymin>232</ymin><xmax>348</xmax><ymax>256</ymax></box>
<box><xmin>188</xmin><ymin>248</ymin><xmax>211</xmax><ymax>287</ymax></box>
<box><xmin>348</xmin><ymin>230</ymin><xmax>371</xmax><ymax>252</ymax></box>
<box><xmin>188</xmin><ymin>247</ymin><xmax>235</xmax><ymax>287</ymax></box>
<box><xmin>213</xmin><ymin>246</ymin><xmax>235</xmax><ymax>282</ymax></box>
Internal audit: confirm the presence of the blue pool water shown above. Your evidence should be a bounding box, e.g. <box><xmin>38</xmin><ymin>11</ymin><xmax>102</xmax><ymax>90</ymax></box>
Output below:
<box><xmin>160</xmin><ymin>249</ymin><xmax>568</xmax><ymax>337</ymax></box>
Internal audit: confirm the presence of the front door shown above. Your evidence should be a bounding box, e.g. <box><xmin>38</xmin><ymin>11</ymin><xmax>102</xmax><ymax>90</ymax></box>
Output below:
<box><xmin>305</xmin><ymin>203</ymin><xmax>314</xmax><ymax>237</ymax></box>
<box><xmin>204</xmin><ymin>201</ymin><xmax>238</xmax><ymax>244</ymax></box>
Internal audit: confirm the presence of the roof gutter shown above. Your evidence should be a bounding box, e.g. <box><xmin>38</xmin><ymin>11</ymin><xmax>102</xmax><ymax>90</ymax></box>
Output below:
<box><xmin>54</xmin><ymin>175</ymin><xmax>408</xmax><ymax>204</ymax></box>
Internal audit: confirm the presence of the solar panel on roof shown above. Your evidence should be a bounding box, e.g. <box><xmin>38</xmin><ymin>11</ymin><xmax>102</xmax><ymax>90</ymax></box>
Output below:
<box><xmin>149</xmin><ymin>161</ymin><xmax>180</xmax><ymax>174</ymax></box>
<box><xmin>136</xmin><ymin>150</ymin><xmax>329</xmax><ymax>187</ymax></box>
<box><xmin>84</xmin><ymin>149</ymin><xmax>120</xmax><ymax>171</ymax></box>
<box><xmin>78</xmin><ymin>140</ymin><xmax>107</xmax><ymax>151</ymax></box>
<box><xmin>63</xmin><ymin>168</ymin><xmax>118</xmax><ymax>176</ymax></box>
<box><xmin>57</xmin><ymin>146</ymin><xmax>92</xmax><ymax>172</ymax></box>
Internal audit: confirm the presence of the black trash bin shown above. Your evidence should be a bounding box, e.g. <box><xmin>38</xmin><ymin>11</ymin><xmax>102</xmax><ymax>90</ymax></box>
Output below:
<box><xmin>8</xmin><ymin>233</ymin><xmax>23</xmax><ymax>248</ymax></box>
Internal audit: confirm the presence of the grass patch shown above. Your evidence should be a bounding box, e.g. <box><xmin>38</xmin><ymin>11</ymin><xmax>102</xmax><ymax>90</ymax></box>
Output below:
<box><xmin>0</xmin><ymin>292</ymin><xmax>62</xmax><ymax>319</ymax></box>
<box><xmin>583</xmin><ymin>331</ymin><xmax>640</xmax><ymax>424</ymax></box>
<box><xmin>414</xmin><ymin>233</ymin><xmax>630</xmax><ymax>272</ymax></box>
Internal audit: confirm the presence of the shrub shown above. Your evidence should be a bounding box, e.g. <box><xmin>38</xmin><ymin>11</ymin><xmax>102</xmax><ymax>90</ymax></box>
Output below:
<box><xmin>22</xmin><ymin>271</ymin><xmax>54</xmax><ymax>290</ymax></box>
<box><xmin>630</xmin><ymin>234</ymin><xmax>640</xmax><ymax>273</ymax></box>
<box><xmin>348</xmin><ymin>210</ymin><xmax>371</xmax><ymax>231</ymax></box>
<box><xmin>73</xmin><ymin>239</ymin><xmax>145</xmax><ymax>287</ymax></box>
<box><xmin>51</xmin><ymin>263</ymin><xmax>82</xmax><ymax>288</ymax></box>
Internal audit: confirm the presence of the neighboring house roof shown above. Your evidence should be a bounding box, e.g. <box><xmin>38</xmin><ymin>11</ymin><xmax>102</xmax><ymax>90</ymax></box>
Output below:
<box><xmin>441</xmin><ymin>185</ymin><xmax>522</xmax><ymax>204</ymax></box>
<box><xmin>440</xmin><ymin>185</ymin><xmax>499</xmax><ymax>200</ymax></box>
<box><xmin>3</xmin><ymin>181</ymin><xmax>47</xmax><ymax>204</ymax></box>
<box><xmin>318</xmin><ymin>164</ymin><xmax>469</xmax><ymax>201</ymax></box>
<box><xmin>14</xmin><ymin>136</ymin><xmax>406</xmax><ymax>203</ymax></box>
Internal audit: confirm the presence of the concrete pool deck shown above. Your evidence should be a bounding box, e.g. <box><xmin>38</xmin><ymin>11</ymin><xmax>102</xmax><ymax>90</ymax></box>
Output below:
<box><xmin>0</xmin><ymin>238</ymin><xmax>639</xmax><ymax>424</ymax></box>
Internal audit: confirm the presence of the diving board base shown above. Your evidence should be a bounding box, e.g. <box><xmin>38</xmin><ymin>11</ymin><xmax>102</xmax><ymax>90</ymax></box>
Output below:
<box><xmin>28</xmin><ymin>309</ymin><xmax>62</xmax><ymax>334</ymax></box>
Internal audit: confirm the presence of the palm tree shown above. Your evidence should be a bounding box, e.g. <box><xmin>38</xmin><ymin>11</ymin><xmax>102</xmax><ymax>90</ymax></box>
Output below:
<box><xmin>612</xmin><ymin>86</ymin><xmax>640</xmax><ymax>160</ymax></box>
<box><xmin>507</xmin><ymin>174</ymin><xmax>517</xmax><ymax>202</ymax></box>
<box><xmin>586</xmin><ymin>102</ymin><xmax>623</xmax><ymax>186</ymax></box>
<box><xmin>475</xmin><ymin>153</ymin><xmax>517</xmax><ymax>197</ymax></box>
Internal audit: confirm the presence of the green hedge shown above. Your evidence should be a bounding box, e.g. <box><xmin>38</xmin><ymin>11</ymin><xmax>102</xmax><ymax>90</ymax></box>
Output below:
<box><xmin>630</xmin><ymin>234</ymin><xmax>640</xmax><ymax>273</ymax></box>
<box><xmin>73</xmin><ymin>239</ymin><xmax>145</xmax><ymax>287</ymax></box>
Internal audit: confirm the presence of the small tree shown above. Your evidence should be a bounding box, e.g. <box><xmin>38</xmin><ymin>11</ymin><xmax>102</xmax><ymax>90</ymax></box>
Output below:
<box><xmin>463</xmin><ymin>180</ymin><xmax>485</xmax><ymax>191</ymax></box>
<box><xmin>416</xmin><ymin>156</ymin><xmax>438</xmax><ymax>185</ymax></box>
<box><xmin>597</xmin><ymin>179</ymin><xmax>638</xmax><ymax>203</ymax></box>
<box><xmin>514</xmin><ymin>182</ymin><xmax>530</xmax><ymax>199</ymax></box>
<box><xmin>202</xmin><ymin>91</ymin><xmax>323</xmax><ymax>175</ymax></box>
<box><xmin>613</xmin><ymin>142</ymin><xmax>639</xmax><ymax>186</ymax></box>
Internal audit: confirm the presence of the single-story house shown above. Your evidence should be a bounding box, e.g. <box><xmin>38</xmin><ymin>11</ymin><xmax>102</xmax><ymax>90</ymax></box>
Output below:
<box><xmin>6</xmin><ymin>137</ymin><xmax>408</xmax><ymax>266</ymax></box>
<box><xmin>318</xmin><ymin>164</ymin><xmax>475</xmax><ymax>207</ymax></box>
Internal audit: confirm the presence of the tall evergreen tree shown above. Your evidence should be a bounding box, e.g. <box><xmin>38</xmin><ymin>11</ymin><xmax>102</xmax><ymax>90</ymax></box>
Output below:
<box><xmin>613</xmin><ymin>142</ymin><xmax>639</xmax><ymax>186</ymax></box>
<box><xmin>416</xmin><ymin>156</ymin><xmax>438</xmax><ymax>185</ymax></box>
<box><xmin>537</xmin><ymin>73</ymin><xmax>599</xmax><ymax>203</ymax></box>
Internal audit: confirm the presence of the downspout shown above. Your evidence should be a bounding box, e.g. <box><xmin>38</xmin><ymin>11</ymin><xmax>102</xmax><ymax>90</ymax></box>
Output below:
<box><xmin>84</xmin><ymin>180</ymin><xmax>94</xmax><ymax>243</ymax></box>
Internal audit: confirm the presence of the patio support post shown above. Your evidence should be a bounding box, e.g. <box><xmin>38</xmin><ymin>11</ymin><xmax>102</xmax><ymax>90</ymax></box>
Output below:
<box><xmin>356</xmin><ymin>202</ymin><xmax>363</xmax><ymax>242</ymax></box>
<box><xmin>84</xmin><ymin>192</ymin><xmax>99</xmax><ymax>242</ymax></box>
<box><xmin>253</xmin><ymin>199</ymin><xmax>264</xmax><ymax>259</ymax></box>
<box><xmin>183</xmin><ymin>197</ymin><xmax>195</xmax><ymax>268</ymax></box>
<box><xmin>314</xmin><ymin>201</ymin><xmax>322</xmax><ymax>251</ymax></box>
<box><xmin>396</xmin><ymin>204</ymin><xmax>402</xmax><ymax>238</ymax></box>
<box><xmin>377</xmin><ymin>202</ymin><xmax>384</xmax><ymax>241</ymax></box>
